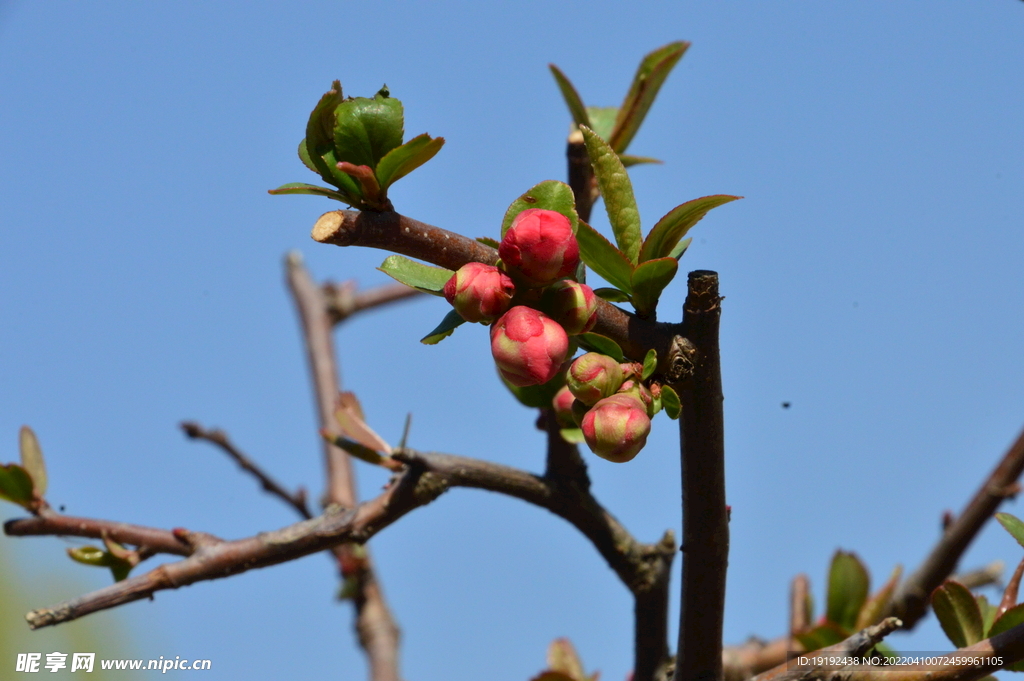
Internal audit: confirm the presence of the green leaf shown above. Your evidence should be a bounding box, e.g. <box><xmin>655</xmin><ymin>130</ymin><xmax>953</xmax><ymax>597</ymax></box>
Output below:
<box><xmin>639</xmin><ymin>195</ymin><xmax>740</xmax><ymax>263</ymax></box>
<box><xmin>549</xmin><ymin>65</ymin><xmax>591</xmax><ymax>130</ymax></box>
<box><xmin>585</xmin><ymin>107</ymin><xmax>618</xmax><ymax>142</ymax></box>
<box><xmin>988</xmin><ymin>603</ymin><xmax>1024</xmax><ymax>670</ymax></box>
<box><xmin>609</xmin><ymin>41</ymin><xmax>690</xmax><ymax>153</ymax></box>
<box><xmin>298</xmin><ymin>138</ymin><xmax>319</xmax><ymax>173</ymax></box>
<box><xmin>642</xmin><ymin>349</ymin><xmax>658</xmax><ymax>380</ymax></box>
<box><xmin>593</xmin><ymin>287</ymin><xmax>630</xmax><ymax>303</ymax></box>
<box><xmin>68</xmin><ymin>546</ymin><xmax>109</xmax><ymax>567</ymax></box>
<box><xmin>977</xmin><ymin>594</ymin><xmax>998</xmax><ymax>637</ymax></box>
<box><xmin>375</xmin><ymin>133</ymin><xmax>445</xmax><ymax>190</ymax></box>
<box><xmin>560</xmin><ymin>428</ymin><xmax>585</xmax><ymax>444</ymax></box>
<box><xmin>669</xmin><ymin>236</ymin><xmax>692</xmax><ymax>260</ymax></box>
<box><xmin>577</xmin><ymin>333</ymin><xmax>624</xmax><ymax>362</ymax></box>
<box><xmin>268</xmin><ymin>182</ymin><xmax>357</xmax><ymax>205</ymax></box>
<box><xmin>795</xmin><ymin>622</ymin><xmax>848</xmax><ymax>652</ymax></box>
<box><xmin>333</xmin><ymin>87</ymin><xmax>405</xmax><ymax>170</ymax></box>
<box><xmin>619</xmin><ymin>154</ymin><xmax>662</xmax><ymax>167</ymax></box>
<box><xmin>378</xmin><ymin>255</ymin><xmax>454</xmax><ymax>296</ymax></box>
<box><xmin>631</xmin><ymin>256</ymin><xmax>678</xmax><ymax>318</ymax></box>
<box><xmin>301</xmin><ymin>81</ymin><xmax>363</xmax><ymax>196</ymax></box>
<box><xmin>660</xmin><ymin>385</ymin><xmax>681</xmax><ymax>419</ymax></box>
<box><xmin>421</xmin><ymin>310</ymin><xmax>466</xmax><ymax>345</ymax></box>
<box><xmin>580</xmin><ymin>126</ymin><xmax>642</xmax><ymax>264</ymax></box>
<box><xmin>856</xmin><ymin>565</ymin><xmax>902</xmax><ymax>630</ymax></box>
<box><xmin>0</xmin><ymin>463</ymin><xmax>35</xmax><ymax>507</ymax></box>
<box><xmin>931</xmin><ymin>580</ymin><xmax>985</xmax><ymax>648</ymax></box>
<box><xmin>19</xmin><ymin>426</ymin><xmax>46</xmax><ymax>496</ymax></box>
<box><xmin>997</xmin><ymin>512</ymin><xmax>1024</xmax><ymax>549</ymax></box>
<box><xmin>826</xmin><ymin>550</ymin><xmax>870</xmax><ymax>631</ymax></box>
<box><xmin>575</xmin><ymin>220</ymin><xmax>634</xmax><ymax>293</ymax></box>
<box><xmin>501</xmin><ymin>367</ymin><xmax>567</xmax><ymax>409</ymax></box>
<box><xmin>476</xmin><ymin>236</ymin><xmax>500</xmax><ymax>249</ymax></box>
<box><xmin>501</xmin><ymin>180</ymin><xmax>579</xmax><ymax>238</ymax></box>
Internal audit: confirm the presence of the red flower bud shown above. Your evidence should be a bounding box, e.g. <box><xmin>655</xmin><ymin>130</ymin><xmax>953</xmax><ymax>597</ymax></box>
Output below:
<box><xmin>443</xmin><ymin>262</ymin><xmax>515</xmax><ymax>324</ymax></box>
<box><xmin>490</xmin><ymin>306</ymin><xmax>570</xmax><ymax>387</ymax></box>
<box><xmin>498</xmin><ymin>209</ymin><xmax>580</xmax><ymax>287</ymax></box>
<box><xmin>581</xmin><ymin>393</ymin><xmax>652</xmax><ymax>463</ymax></box>
<box><xmin>551</xmin><ymin>385</ymin><xmax>577</xmax><ymax>428</ymax></box>
<box><xmin>567</xmin><ymin>352</ymin><xmax>624</xmax><ymax>406</ymax></box>
<box><xmin>542</xmin><ymin>280</ymin><xmax>598</xmax><ymax>335</ymax></box>
<box><xmin>618</xmin><ymin>379</ymin><xmax>655</xmax><ymax>416</ymax></box>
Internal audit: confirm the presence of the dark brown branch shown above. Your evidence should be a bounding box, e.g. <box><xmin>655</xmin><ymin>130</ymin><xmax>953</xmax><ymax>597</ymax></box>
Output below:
<box><xmin>887</xmin><ymin>425</ymin><xmax>1024</xmax><ymax>628</ymax></box>
<box><xmin>674</xmin><ymin>271</ymin><xmax>729</xmax><ymax>681</ymax></box>
<box><xmin>4</xmin><ymin>515</ymin><xmax>196</xmax><ymax>557</ymax></box>
<box><xmin>322</xmin><ymin>279</ymin><xmax>422</xmax><ymax>326</ymax></box>
<box><xmin>180</xmin><ymin>421</ymin><xmax>312</xmax><ymax>519</ymax></box>
<box><xmin>567</xmin><ymin>130</ymin><xmax>598</xmax><ymax>224</ymax></box>
<box><xmin>310</xmin><ymin>209</ymin><xmax>683</xmax><ymax>363</ymax></box>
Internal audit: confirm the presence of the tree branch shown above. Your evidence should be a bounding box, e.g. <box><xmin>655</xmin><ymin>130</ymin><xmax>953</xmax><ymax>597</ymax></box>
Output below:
<box><xmin>567</xmin><ymin>130</ymin><xmax>598</xmax><ymax>224</ymax></box>
<box><xmin>322</xmin><ymin>280</ymin><xmax>422</xmax><ymax>326</ymax></box>
<box><xmin>309</xmin><ymin>209</ymin><xmax>683</xmax><ymax>363</ymax></box>
<box><xmin>674</xmin><ymin>271</ymin><xmax>729</xmax><ymax>681</ymax></box>
<box><xmin>752</xmin><ymin>618</ymin><xmax>903</xmax><ymax>681</ymax></box>
<box><xmin>4</xmin><ymin>515</ymin><xmax>197</xmax><ymax>557</ymax></box>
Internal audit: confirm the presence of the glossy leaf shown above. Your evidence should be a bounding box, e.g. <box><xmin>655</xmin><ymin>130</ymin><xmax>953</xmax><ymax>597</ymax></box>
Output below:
<box><xmin>549</xmin><ymin>65</ymin><xmax>591</xmax><ymax>130</ymax></box>
<box><xmin>375</xmin><ymin>133</ymin><xmax>445</xmax><ymax>190</ymax></box>
<box><xmin>669</xmin><ymin>236</ymin><xmax>692</xmax><ymax>261</ymax></box>
<box><xmin>631</xmin><ymin>256</ymin><xmax>678</xmax><ymax>318</ymax></box>
<box><xmin>581</xmin><ymin>126</ymin><xmax>642</xmax><ymax>264</ymax></box>
<box><xmin>421</xmin><ymin>310</ymin><xmax>466</xmax><ymax>345</ymax></box>
<box><xmin>304</xmin><ymin>81</ymin><xmax>346</xmax><ymax>180</ymax></box>
<box><xmin>575</xmin><ymin>220</ymin><xmax>634</xmax><ymax>293</ymax></box>
<box><xmin>640</xmin><ymin>195</ymin><xmax>740</xmax><ymax>263</ymax></box>
<box><xmin>501</xmin><ymin>369</ymin><xmax>566</xmax><ymax>409</ymax></box>
<box><xmin>609</xmin><ymin>41</ymin><xmax>689</xmax><ymax>153</ymax></box>
<box><xmin>585</xmin><ymin>106</ymin><xmax>618</xmax><ymax>142</ymax></box>
<box><xmin>620</xmin><ymin>154</ymin><xmax>662</xmax><ymax>167</ymax></box>
<box><xmin>19</xmin><ymin>425</ymin><xmax>46</xmax><ymax>496</ymax></box>
<box><xmin>997</xmin><ymin>512</ymin><xmax>1024</xmax><ymax>549</ymax></box>
<box><xmin>298</xmin><ymin>138</ymin><xmax>319</xmax><ymax>173</ymax></box>
<box><xmin>660</xmin><ymin>385</ymin><xmax>681</xmax><ymax>419</ymax></box>
<box><xmin>378</xmin><ymin>255</ymin><xmax>453</xmax><ymax>296</ymax></box>
<box><xmin>333</xmin><ymin>87</ymin><xmax>405</xmax><ymax>170</ymax></box>
<box><xmin>500</xmin><ymin>180</ymin><xmax>579</xmax><ymax>238</ymax></box>
<box><xmin>795</xmin><ymin>622</ymin><xmax>848</xmax><ymax>652</ymax></box>
<box><xmin>0</xmin><ymin>463</ymin><xmax>34</xmax><ymax>506</ymax></box>
<box><xmin>335</xmin><ymin>392</ymin><xmax>392</xmax><ymax>454</ymax></box>
<box><xmin>932</xmin><ymin>580</ymin><xmax>984</xmax><ymax>648</ymax></box>
<box><xmin>826</xmin><ymin>550</ymin><xmax>870</xmax><ymax>631</ymax></box>
<box><xmin>642</xmin><ymin>349</ymin><xmax>657</xmax><ymax>380</ymax></box>
<box><xmin>577</xmin><ymin>333</ymin><xmax>624</xmax><ymax>362</ymax></box>
<box><xmin>593</xmin><ymin>287</ymin><xmax>630</xmax><ymax>303</ymax></box>
<box><xmin>856</xmin><ymin>565</ymin><xmax>902</xmax><ymax>630</ymax></box>
<box><xmin>268</xmin><ymin>182</ymin><xmax>357</xmax><ymax>205</ymax></box>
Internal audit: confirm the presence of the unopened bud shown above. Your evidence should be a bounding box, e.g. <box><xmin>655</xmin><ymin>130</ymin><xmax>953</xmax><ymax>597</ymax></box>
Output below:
<box><xmin>581</xmin><ymin>393</ymin><xmax>652</xmax><ymax>463</ymax></box>
<box><xmin>491</xmin><ymin>306</ymin><xmax>570</xmax><ymax>387</ymax></box>
<box><xmin>567</xmin><ymin>352</ymin><xmax>624</xmax><ymax>406</ymax></box>
<box><xmin>552</xmin><ymin>386</ymin><xmax>577</xmax><ymax>428</ymax></box>
<box><xmin>618</xmin><ymin>379</ymin><xmax>655</xmax><ymax>416</ymax></box>
<box><xmin>498</xmin><ymin>209</ymin><xmax>580</xmax><ymax>287</ymax></box>
<box><xmin>443</xmin><ymin>262</ymin><xmax>515</xmax><ymax>323</ymax></box>
<box><xmin>542</xmin><ymin>280</ymin><xmax>598</xmax><ymax>335</ymax></box>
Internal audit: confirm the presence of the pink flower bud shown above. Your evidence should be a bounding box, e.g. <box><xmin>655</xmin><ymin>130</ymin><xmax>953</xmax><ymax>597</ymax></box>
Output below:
<box><xmin>491</xmin><ymin>306</ymin><xmax>570</xmax><ymax>387</ymax></box>
<box><xmin>618</xmin><ymin>379</ymin><xmax>656</xmax><ymax>417</ymax></box>
<box><xmin>542</xmin><ymin>280</ymin><xmax>598</xmax><ymax>335</ymax></box>
<box><xmin>443</xmin><ymin>262</ymin><xmax>515</xmax><ymax>324</ymax></box>
<box><xmin>567</xmin><ymin>352</ymin><xmax>624</xmax><ymax>406</ymax></box>
<box><xmin>551</xmin><ymin>385</ymin><xmax>577</xmax><ymax>428</ymax></box>
<box><xmin>498</xmin><ymin>209</ymin><xmax>580</xmax><ymax>287</ymax></box>
<box><xmin>581</xmin><ymin>393</ymin><xmax>652</xmax><ymax>463</ymax></box>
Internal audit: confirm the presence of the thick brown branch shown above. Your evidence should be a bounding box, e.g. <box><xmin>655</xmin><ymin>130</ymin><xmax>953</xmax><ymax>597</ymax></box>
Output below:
<box><xmin>310</xmin><ymin>209</ymin><xmax>683</xmax><ymax>363</ymax></box>
<box><xmin>322</xmin><ymin>280</ymin><xmax>422</xmax><ymax>326</ymax></box>
<box><xmin>4</xmin><ymin>515</ymin><xmax>196</xmax><ymax>557</ymax></box>
<box><xmin>888</xmin><ymin>426</ymin><xmax>1024</xmax><ymax>628</ymax></box>
<box><xmin>674</xmin><ymin>271</ymin><xmax>729</xmax><ymax>681</ymax></box>
<box><xmin>180</xmin><ymin>421</ymin><xmax>312</xmax><ymax>519</ymax></box>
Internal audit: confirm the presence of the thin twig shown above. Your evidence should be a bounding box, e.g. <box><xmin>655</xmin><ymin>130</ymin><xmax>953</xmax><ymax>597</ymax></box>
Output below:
<box><xmin>322</xmin><ymin>280</ymin><xmax>422</xmax><ymax>326</ymax></box>
<box><xmin>4</xmin><ymin>515</ymin><xmax>196</xmax><ymax>556</ymax></box>
<box><xmin>790</xmin><ymin>574</ymin><xmax>810</xmax><ymax>647</ymax></box>
<box><xmin>674</xmin><ymin>271</ymin><xmax>729</xmax><ymax>681</ymax></box>
<box><xmin>753</xmin><ymin>618</ymin><xmax>903</xmax><ymax>681</ymax></box>
<box><xmin>180</xmin><ymin>421</ymin><xmax>311</xmax><ymax>519</ymax></box>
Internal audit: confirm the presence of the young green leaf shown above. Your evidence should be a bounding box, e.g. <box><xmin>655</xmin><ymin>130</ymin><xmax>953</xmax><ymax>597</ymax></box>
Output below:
<box><xmin>304</xmin><ymin>81</ymin><xmax>345</xmax><ymax>177</ymax></box>
<box><xmin>375</xmin><ymin>133</ymin><xmax>445</xmax><ymax>190</ymax></box>
<box><xmin>577</xmin><ymin>333</ymin><xmax>624</xmax><ymax>362</ymax></box>
<box><xmin>585</xmin><ymin>106</ymin><xmax>618</xmax><ymax>142</ymax></box>
<box><xmin>476</xmin><ymin>236</ymin><xmax>500</xmax><ymax>249</ymax></box>
<box><xmin>580</xmin><ymin>126</ymin><xmax>642</xmax><ymax>264</ymax></box>
<box><xmin>421</xmin><ymin>310</ymin><xmax>466</xmax><ymax>345</ymax></box>
<box><xmin>298</xmin><ymin>138</ymin><xmax>319</xmax><ymax>173</ymax></box>
<box><xmin>378</xmin><ymin>255</ymin><xmax>454</xmax><ymax>295</ymax></box>
<box><xmin>660</xmin><ymin>385</ymin><xmax>681</xmax><ymax>419</ymax></box>
<box><xmin>68</xmin><ymin>546</ymin><xmax>110</xmax><ymax>567</ymax></box>
<box><xmin>826</xmin><ymin>550</ymin><xmax>870</xmax><ymax>631</ymax></box>
<box><xmin>631</xmin><ymin>256</ymin><xmax>678</xmax><ymax>318</ymax></box>
<box><xmin>501</xmin><ymin>180</ymin><xmax>579</xmax><ymax>237</ymax></box>
<box><xmin>997</xmin><ymin>512</ymin><xmax>1024</xmax><ymax>549</ymax></box>
<box><xmin>19</xmin><ymin>425</ymin><xmax>46</xmax><ymax>496</ymax></box>
<box><xmin>669</xmin><ymin>236</ymin><xmax>692</xmax><ymax>261</ymax></box>
<box><xmin>642</xmin><ymin>349</ymin><xmax>658</xmax><ymax>380</ymax></box>
<box><xmin>268</xmin><ymin>182</ymin><xmax>358</xmax><ymax>205</ymax></box>
<box><xmin>977</xmin><ymin>594</ymin><xmax>998</xmax><ymax>636</ymax></box>
<box><xmin>575</xmin><ymin>220</ymin><xmax>634</xmax><ymax>293</ymax></box>
<box><xmin>337</xmin><ymin>162</ymin><xmax>383</xmax><ymax>206</ymax></box>
<box><xmin>932</xmin><ymin>580</ymin><xmax>985</xmax><ymax>648</ymax></box>
<box><xmin>989</xmin><ymin>602</ymin><xmax>1024</xmax><ymax>671</ymax></box>
<box><xmin>608</xmin><ymin>41</ymin><xmax>690</xmax><ymax>153</ymax></box>
<box><xmin>592</xmin><ymin>287</ymin><xmax>630</xmax><ymax>303</ymax></box>
<box><xmin>794</xmin><ymin>622</ymin><xmax>848</xmax><ymax>652</ymax></box>
<box><xmin>639</xmin><ymin>195</ymin><xmax>740</xmax><ymax>263</ymax></box>
<box><xmin>855</xmin><ymin>565</ymin><xmax>902</xmax><ymax>630</ymax></box>
<box><xmin>332</xmin><ymin>86</ymin><xmax>405</xmax><ymax>170</ymax></box>
<box><xmin>619</xmin><ymin>154</ymin><xmax>662</xmax><ymax>167</ymax></box>
<box><xmin>549</xmin><ymin>65</ymin><xmax>591</xmax><ymax>130</ymax></box>
<box><xmin>0</xmin><ymin>463</ymin><xmax>35</xmax><ymax>507</ymax></box>
<box><xmin>560</xmin><ymin>428</ymin><xmax>585</xmax><ymax>444</ymax></box>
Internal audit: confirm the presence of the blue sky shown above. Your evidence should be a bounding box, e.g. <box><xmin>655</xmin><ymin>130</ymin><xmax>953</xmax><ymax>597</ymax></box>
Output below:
<box><xmin>2</xmin><ymin>2</ymin><xmax>1024</xmax><ymax>680</ymax></box>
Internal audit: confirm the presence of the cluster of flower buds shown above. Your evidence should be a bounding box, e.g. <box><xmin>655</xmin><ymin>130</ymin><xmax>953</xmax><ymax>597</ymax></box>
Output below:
<box><xmin>442</xmin><ymin>207</ymin><xmax>664</xmax><ymax>463</ymax></box>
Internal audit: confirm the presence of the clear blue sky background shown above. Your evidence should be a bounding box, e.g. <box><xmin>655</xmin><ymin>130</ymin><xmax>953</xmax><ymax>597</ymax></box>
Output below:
<box><xmin>2</xmin><ymin>2</ymin><xmax>1024</xmax><ymax>680</ymax></box>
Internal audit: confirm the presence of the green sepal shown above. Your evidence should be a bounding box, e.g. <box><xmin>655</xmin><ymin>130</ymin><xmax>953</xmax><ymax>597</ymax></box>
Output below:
<box><xmin>19</xmin><ymin>426</ymin><xmax>47</xmax><ymax>496</ymax></box>
<box><xmin>0</xmin><ymin>463</ymin><xmax>35</xmax><ymax>507</ymax></box>
<box><xmin>501</xmin><ymin>180</ymin><xmax>579</xmax><ymax>238</ymax></box>
<box><xmin>332</xmin><ymin>86</ymin><xmax>405</xmax><ymax>170</ymax></box>
<box><xmin>593</xmin><ymin>287</ymin><xmax>630</xmax><ymax>303</ymax></box>
<box><xmin>575</xmin><ymin>221</ymin><xmax>633</xmax><ymax>293</ymax></box>
<box><xmin>640</xmin><ymin>195</ymin><xmax>740</xmax><ymax>263</ymax></box>
<box><xmin>619</xmin><ymin>154</ymin><xmax>662</xmax><ymax>167</ymax></box>
<box><xmin>794</xmin><ymin>622</ymin><xmax>848</xmax><ymax>652</ymax></box>
<box><xmin>631</xmin><ymin>256</ymin><xmax>678</xmax><ymax>318</ymax></box>
<box><xmin>989</xmin><ymin>603</ymin><xmax>1024</xmax><ymax>671</ymax></box>
<box><xmin>420</xmin><ymin>310</ymin><xmax>466</xmax><ymax>345</ymax></box>
<box><xmin>608</xmin><ymin>41</ymin><xmax>689</xmax><ymax>153</ymax></box>
<box><xmin>997</xmin><ymin>512</ymin><xmax>1024</xmax><ymax>549</ymax></box>
<box><xmin>826</xmin><ymin>550</ymin><xmax>870</xmax><ymax>631</ymax></box>
<box><xmin>549</xmin><ymin>65</ymin><xmax>591</xmax><ymax>130</ymax></box>
<box><xmin>585</xmin><ymin>107</ymin><xmax>618</xmax><ymax>142</ymax></box>
<box><xmin>501</xmin><ymin>367</ymin><xmax>567</xmax><ymax>409</ymax></box>
<box><xmin>269</xmin><ymin>182</ymin><xmax>358</xmax><ymax>206</ymax></box>
<box><xmin>375</xmin><ymin>133</ymin><xmax>445</xmax><ymax>190</ymax></box>
<box><xmin>580</xmin><ymin>126</ymin><xmax>642</xmax><ymax>264</ymax></box>
<box><xmin>931</xmin><ymin>580</ymin><xmax>984</xmax><ymax>648</ymax></box>
<box><xmin>642</xmin><ymin>349</ymin><xmax>657</xmax><ymax>380</ymax></box>
<box><xmin>577</xmin><ymin>333</ymin><xmax>624</xmax><ymax>362</ymax></box>
<box><xmin>559</xmin><ymin>428</ymin><xmax>585</xmax><ymax>444</ymax></box>
<box><xmin>378</xmin><ymin>255</ymin><xmax>454</xmax><ymax>295</ymax></box>
<box><xmin>660</xmin><ymin>385</ymin><xmax>681</xmax><ymax>419</ymax></box>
